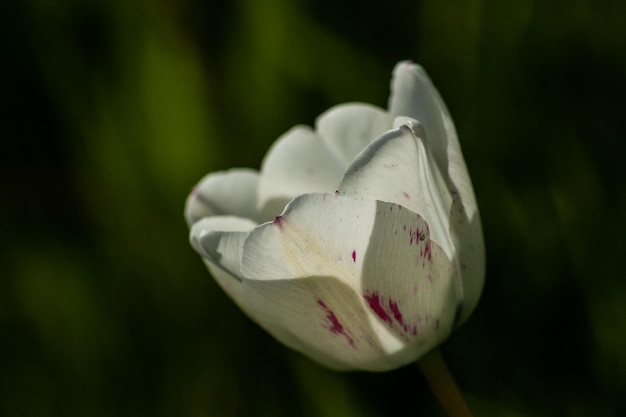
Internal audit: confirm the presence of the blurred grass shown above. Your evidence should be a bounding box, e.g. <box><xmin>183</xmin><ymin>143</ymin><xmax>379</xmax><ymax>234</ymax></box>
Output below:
<box><xmin>2</xmin><ymin>0</ymin><xmax>626</xmax><ymax>416</ymax></box>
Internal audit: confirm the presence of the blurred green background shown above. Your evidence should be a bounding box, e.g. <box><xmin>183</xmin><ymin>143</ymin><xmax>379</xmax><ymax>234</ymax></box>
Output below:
<box><xmin>2</xmin><ymin>0</ymin><xmax>625</xmax><ymax>416</ymax></box>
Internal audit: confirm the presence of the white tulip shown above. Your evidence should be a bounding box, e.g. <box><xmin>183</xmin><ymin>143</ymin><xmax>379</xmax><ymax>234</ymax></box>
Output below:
<box><xmin>185</xmin><ymin>61</ymin><xmax>485</xmax><ymax>371</ymax></box>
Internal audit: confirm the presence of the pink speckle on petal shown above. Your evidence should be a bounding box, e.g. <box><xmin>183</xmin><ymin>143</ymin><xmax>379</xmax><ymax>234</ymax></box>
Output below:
<box><xmin>273</xmin><ymin>215</ymin><xmax>284</xmax><ymax>229</ymax></box>
<box><xmin>423</xmin><ymin>242</ymin><xmax>432</xmax><ymax>260</ymax></box>
<box><xmin>352</xmin><ymin>250</ymin><xmax>357</xmax><ymax>263</ymax></box>
<box><xmin>194</xmin><ymin>190</ymin><xmax>213</xmax><ymax>208</ymax></box>
<box><xmin>402</xmin><ymin>192</ymin><xmax>410</xmax><ymax>199</ymax></box>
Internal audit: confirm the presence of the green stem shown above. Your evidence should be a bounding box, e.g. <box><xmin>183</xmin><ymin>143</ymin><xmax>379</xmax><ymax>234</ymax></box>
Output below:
<box><xmin>417</xmin><ymin>349</ymin><xmax>474</xmax><ymax>417</ymax></box>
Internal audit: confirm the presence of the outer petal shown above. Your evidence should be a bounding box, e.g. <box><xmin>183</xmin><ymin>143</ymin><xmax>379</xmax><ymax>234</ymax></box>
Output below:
<box><xmin>315</xmin><ymin>103</ymin><xmax>393</xmax><ymax>166</ymax></box>
<box><xmin>185</xmin><ymin>168</ymin><xmax>262</xmax><ymax>226</ymax></box>
<box><xmin>191</xmin><ymin>216</ymin><xmax>309</xmax><ymax>353</ymax></box>
<box><xmin>257</xmin><ymin>126</ymin><xmax>345</xmax><ymax>219</ymax></box>
<box><xmin>449</xmin><ymin>193</ymin><xmax>485</xmax><ymax>324</ymax></box>
<box><xmin>240</xmin><ymin>193</ymin><xmax>456</xmax><ymax>371</ymax></box>
<box><xmin>389</xmin><ymin>62</ymin><xmax>485</xmax><ymax>322</ymax></box>
<box><xmin>189</xmin><ymin>216</ymin><xmax>256</xmax><ymax>308</ymax></box>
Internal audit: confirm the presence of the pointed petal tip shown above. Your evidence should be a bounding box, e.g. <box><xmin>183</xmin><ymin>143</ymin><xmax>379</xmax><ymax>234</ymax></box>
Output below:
<box><xmin>393</xmin><ymin>60</ymin><xmax>427</xmax><ymax>79</ymax></box>
<box><xmin>389</xmin><ymin>61</ymin><xmax>439</xmax><ymax>122</ymax></box>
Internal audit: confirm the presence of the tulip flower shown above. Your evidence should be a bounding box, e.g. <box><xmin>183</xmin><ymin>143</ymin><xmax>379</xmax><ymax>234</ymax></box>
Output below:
<box><xmin>185</xmin><ymin>61</ymin><xmax>484</xmax><ymax>374</ymax></box>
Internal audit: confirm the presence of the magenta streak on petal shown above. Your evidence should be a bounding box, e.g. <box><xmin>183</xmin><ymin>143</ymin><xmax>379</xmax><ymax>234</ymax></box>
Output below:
<box><xmin>316</xmin><ymin>300</ymin><xmax>355</xmax><ymax>347</ymax></box>
<box><xmin>317</xmin><ymin>300</ymin><xmax>343</xmax><ymax>333</ymax></box>
<box><xmin>423</xmin><ymin>241</ymin><xmax>432</xmax><ymax>260</ymax></box>
<box><xmin>352</xmin><ymin>250</ymin><xmax>357</xmax><ymax>263</ymax></box>
<box><xmin>389</xmin><ymin>299</ymin><xmax>417</xmax><ymax>335</ymax></box>
<box><xmin>363</xmin><ymin>292</ymin><xmax>392</xmax><ymax>325</ymax></box>
<box><xmin>365</xmin><ymin>293</ymin><xmax>418</xmax><ymax>338</ymax></box>
<box><xmin>388</xmin><ymin>299</ymin><xmax>404</xmax><ymax>324</ymax></box>
<box><xmin>402</xmin><ymin>192</ymin><xmax>410</xmax><ymax>199</ymax></box>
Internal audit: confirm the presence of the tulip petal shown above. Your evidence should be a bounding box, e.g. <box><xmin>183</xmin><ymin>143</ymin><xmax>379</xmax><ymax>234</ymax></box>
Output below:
<box><xmin>244</xmin><ymin>276</ymin><xmax>390</xmax><ymax>370</ymax></box>
<box><xmin>388</xmin><ymin>61</ymin><xmax>479</xmax><ymax>221</ymax></box>
<box><xmin>190</xmin><ymin>216</ymin><xmax>256</xmax><ymax>280</ymax></box>
<box><xmin>190</xmin><ymin>216</ymin><xmax>316</xmax><ymax>355</ymax></box>
<box><xmin>449</xmin><ymin>194</ymin><xmax>485</xmax><ymax>324</ymax></box>
<box><xmin>185</xmin><ymin>168</ymin><xmax>262</xmax><ymax>226</ymax></box>
<box><xmin>258</xmin><ymin>126</ymin><xmax>345</xmax><ymax>219</ymax></box>
<box><xmin>189</xmin><ymin>216</ymin><xmax>257</xmax><ymax>314</ymax></box>
<box><xmin>240</xmin><ymin>193</ymin><xmax>456</xmax><ymax>371</ymax></box>
<box><xmin>338</xmin><ymin>120</ymin><xmax>454</xmax><ymax>259</ymax></box>
<box><xmin>388</xmin><ymin>62</ymin><xmax>485</xmax><ymax>326</ymax></box>
<box><xmin>315</xmin><ymin>103</ymin><xmax>393</xmax><ymax>166</ymax></box>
